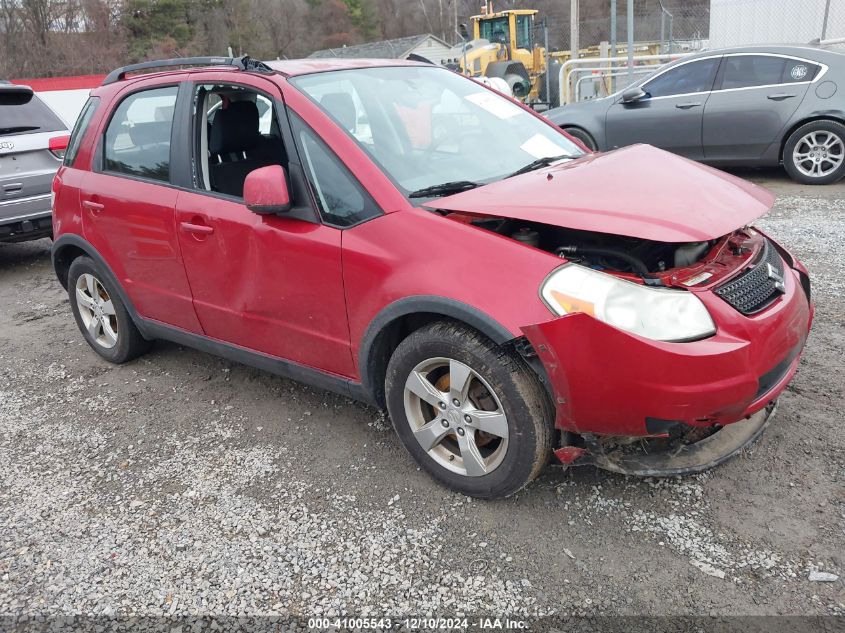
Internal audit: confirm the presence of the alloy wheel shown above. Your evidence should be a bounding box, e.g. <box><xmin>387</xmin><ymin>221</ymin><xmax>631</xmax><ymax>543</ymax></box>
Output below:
<box><xmin>403</xmin><ymin>357</ymin><xmax>509</xmax><ymax>477</ymax></box>
<box><xmin>75</xmin><ymin>273</ymin><xmax>119</xmax><ymax>349</ymax></box>
<box><xmin>792</xmin><ymin>131</ymin><xmax>844</xmax><ymax>178</ymax></box>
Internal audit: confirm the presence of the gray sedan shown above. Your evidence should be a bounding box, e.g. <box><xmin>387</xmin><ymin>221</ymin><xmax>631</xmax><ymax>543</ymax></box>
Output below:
<box><xmin>546</xmin><ymin>45</ymin><xmax>845</xmax><ymax>184</ymax></box>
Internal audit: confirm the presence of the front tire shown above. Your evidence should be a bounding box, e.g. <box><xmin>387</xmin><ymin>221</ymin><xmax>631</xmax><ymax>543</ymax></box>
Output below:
<box><xmin>563</xmin><ymin>126</ymin><xmax>598</xmax><ymax>151</ymax></box>
<box><xmin>783</xmin><ymin>120</ymin><xmax>845</xmax><ymax>184</ymax></box>
<box><xmin>68</xmin><ymin>256</ymin><xmax>151</xmax><ymax>364</ymax></box>
<box><xmin>385</xmin><ymin>322</ymin><xmax>553</xmax><ymax>499</ymax></box>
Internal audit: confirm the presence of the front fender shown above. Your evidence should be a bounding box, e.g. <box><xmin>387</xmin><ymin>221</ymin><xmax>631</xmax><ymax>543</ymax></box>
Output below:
<box><xmin>546</xmin><ymin>101</ymin><xmax>609</xmax><ymax>150</ymax></box>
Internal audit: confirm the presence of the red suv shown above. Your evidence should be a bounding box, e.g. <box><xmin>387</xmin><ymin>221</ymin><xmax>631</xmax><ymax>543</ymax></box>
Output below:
<box><xmin>51</xmin><ymin>56</ymin><xmax>813</xmax><ymax>498</ymax></box>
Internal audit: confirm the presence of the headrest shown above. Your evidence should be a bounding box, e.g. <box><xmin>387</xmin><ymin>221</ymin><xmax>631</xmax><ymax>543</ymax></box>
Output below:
<box><xmin>127</xmin><ymin>121</ymin><xmax>172</xmax><ymax>147</ymax></box>
<box><xmin>320</xmin><ymin>93</ymin><xmax>356</xmax><ymax>132</ymax></box>
<box><xmin>209</xmin><ymin>100</ymin><xmax>261</xmax><ymax>155</ymax></box>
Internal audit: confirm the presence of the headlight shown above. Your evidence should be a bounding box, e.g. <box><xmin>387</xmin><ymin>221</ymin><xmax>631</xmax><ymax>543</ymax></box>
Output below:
<box><xmin>540</xmin><ymin>264</ymin><xmax>716</xmax><ymax>342</ymax></box>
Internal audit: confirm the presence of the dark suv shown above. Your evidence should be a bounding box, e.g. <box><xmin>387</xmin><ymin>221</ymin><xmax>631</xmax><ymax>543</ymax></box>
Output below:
<box><xmin>1</xmin><ymin>82</ymin><xmax>69</xmax><ymax>242</ymax></box>
<box><xmin>51</xmin><ymin>56</ymin><xmax>812</xmax><ymax>498</ymax></box>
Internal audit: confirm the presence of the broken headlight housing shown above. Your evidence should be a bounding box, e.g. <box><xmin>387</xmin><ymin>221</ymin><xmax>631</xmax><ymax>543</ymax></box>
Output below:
<box><xmin>540</xmin><ymin>264</ymin><xmax>716</xmax><ymax>342</ymax></box>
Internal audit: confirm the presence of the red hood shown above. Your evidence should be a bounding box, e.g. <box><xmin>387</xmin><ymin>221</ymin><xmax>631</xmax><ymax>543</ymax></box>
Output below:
<box><xmin>429</xmin><ymin>144</ymin><xmax>775</xmax><ymax>242</ymax></box>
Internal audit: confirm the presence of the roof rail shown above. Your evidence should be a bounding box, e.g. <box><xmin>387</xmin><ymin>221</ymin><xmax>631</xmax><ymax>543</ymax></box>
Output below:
<box><xmin>102</xmin><ymin>55</ymin><xmax>272</xmax><ymax>86</ymax></box>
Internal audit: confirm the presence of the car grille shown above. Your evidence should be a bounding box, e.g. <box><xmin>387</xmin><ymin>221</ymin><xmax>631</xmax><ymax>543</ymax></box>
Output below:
<box><xmin>714</xmin><ymin>239</ymin><xmax>786</xmax><ymax>315</ymax></box>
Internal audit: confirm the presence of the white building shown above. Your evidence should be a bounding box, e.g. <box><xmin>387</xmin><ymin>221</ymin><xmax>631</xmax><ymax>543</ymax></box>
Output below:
<box><xmin>709</xmin><ymin>0</ymin><xmax>844</xmax><ymax>48</ymax></box>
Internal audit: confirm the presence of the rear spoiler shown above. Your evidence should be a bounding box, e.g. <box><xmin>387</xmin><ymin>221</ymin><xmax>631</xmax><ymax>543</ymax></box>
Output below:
<box><xmin>0</xmin><ymin>82</ymin><xmax>34</xmax><ymax>105</ymax></box>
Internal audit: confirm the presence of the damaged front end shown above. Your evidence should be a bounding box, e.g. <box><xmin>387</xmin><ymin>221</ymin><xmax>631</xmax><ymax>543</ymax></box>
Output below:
<box><xmin>428</xmin><ymin>146</ymin><xmax>813</xmax><ymax>476</ymax></box>
<box><xmin>505</xmin><ymin>225</ymin><xmax>812</xmax><ymax>477</ymax></box>
<box><xmin>567</xmin><ymin>403</ymin><xmax>776</xmax><ymax>477</ymax></box>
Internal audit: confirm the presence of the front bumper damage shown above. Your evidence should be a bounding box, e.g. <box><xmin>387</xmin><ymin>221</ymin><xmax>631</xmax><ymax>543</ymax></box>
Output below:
<box><xmin>521</xmin><ymin>254</ymin><xmax>812</xmax><ymax>476</ymax></box>
<box><xmin>571</xmin><ymin>403</ymin><xmax>775</xmax><ymax>477</ymax></box>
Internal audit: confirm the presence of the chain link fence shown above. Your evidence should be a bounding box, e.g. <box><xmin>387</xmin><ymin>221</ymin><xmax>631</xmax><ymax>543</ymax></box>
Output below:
<box><xmin>580</xmin><ymin>0</ymin><xmax>709</xmax><ymax>53</ymax></box>
<box><xmin>708</xmin><ymin>0</ymin><xmax>845</xmax><ymax>47</ymax></box>
<box><xmin>522</xmin><ymin>0</ymin><xmax>844</xmax><ymax>105</ymax></box>
<box><xmin>528</xmin><ymin>0</ymin><xmax>843</xmax><ymax>56</ymax></box>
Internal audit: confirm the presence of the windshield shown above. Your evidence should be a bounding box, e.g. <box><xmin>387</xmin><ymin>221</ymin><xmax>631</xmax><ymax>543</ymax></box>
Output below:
<box><xmin>291</xmin><ymin>66</ymin><xmax>583</xmax><ymax>197</ymax></box>
<box><xmin>479</xmin><ymin>17</ymin><xmax>509</xmax><ymax>44</ymax></box>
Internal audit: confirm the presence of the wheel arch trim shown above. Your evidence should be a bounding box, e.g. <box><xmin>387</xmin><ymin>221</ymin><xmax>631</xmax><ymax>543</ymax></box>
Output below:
<box><xmin>779</xmin><ymin>114</ymin><xmax>845</xmax><ymax>162</ymax></box>
<box><xmin>51</xmin><ymin>234</ymin><xmax>148</xmax><ymax>336</ymax></box>
<box><xmin>357</xmin><ymin>296</ymin><xmax>516</xmax><ymax>407</ymax></box>
<box><xmin>560</xmin><ymin>124</ymin><xmax>598</xmax><ymax>152</ymax></box>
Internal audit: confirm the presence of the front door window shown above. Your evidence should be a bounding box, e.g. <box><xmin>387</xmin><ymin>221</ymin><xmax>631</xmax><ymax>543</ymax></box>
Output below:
<box><xmin>642</xmin><ymin>58</ymin><xmax>720</xmax><ymax>98</ymax></box>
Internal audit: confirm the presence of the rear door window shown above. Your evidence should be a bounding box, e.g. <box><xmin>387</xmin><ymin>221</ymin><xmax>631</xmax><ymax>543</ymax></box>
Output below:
<box><xmin>0</xmin><ymin>93</ymin><xmax>65</xmax><ymax>136</ymax></box>
<box><xmin>643</xmin><ymin>58</ymin><xmax>721</xmax><ymax>98</ymax></box>
<box><xmin>103</xmin><ymin>86</ymin><xmax>178</xmax><ymax>182</ymax></box>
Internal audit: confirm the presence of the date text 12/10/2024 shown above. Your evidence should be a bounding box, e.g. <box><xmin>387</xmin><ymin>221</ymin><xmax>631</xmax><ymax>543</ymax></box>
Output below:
<box><xmin>307</xmin><ymin>617</ymin><xmax>529</xmax><ymax>630</ymax></box>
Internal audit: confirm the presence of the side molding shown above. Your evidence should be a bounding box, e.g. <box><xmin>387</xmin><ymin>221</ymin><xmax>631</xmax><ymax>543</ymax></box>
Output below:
<box><xmin>140</xmin><ymin>320</ymin><xmax>373</xmax><ymax>404</ymax></box>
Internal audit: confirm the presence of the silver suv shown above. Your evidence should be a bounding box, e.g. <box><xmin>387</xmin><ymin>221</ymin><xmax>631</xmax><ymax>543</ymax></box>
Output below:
<box><xmin>1</xmin><ymin>81</ymin><xmax>69</xmax><ymax>243</ymax></box>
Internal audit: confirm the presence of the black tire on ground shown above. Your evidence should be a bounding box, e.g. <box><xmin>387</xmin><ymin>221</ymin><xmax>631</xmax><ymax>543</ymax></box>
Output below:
<box><xmin>68</xmin><ymin>256</ymin><xmax>151</xmax><ymax>364</ymax></box>
<box><xmin>385</xmin><ymin>321</ymin><xmax>554</xmax><ymax>499</ymax></box>
<box><xmin>563</xmin><ymin>126</ymin><xmax>598</xmax><ymax>152</ymax></box>
<box><xmin>783</xmin><ymin>119</ymin><xmax>845</xmax><ymax>185</ymax></box>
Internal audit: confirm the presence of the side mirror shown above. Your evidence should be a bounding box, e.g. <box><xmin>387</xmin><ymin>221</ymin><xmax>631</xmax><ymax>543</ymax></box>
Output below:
<box><xmin>244</xmin><ymin>165</ymin><xmax>291</xmax><ymax>214</ymax></box>
<box><xmin>621</xmin><ymin>87</ymin><xmax>647</xmax><ymax>103</ymax></box>
<box><xmin>459</xmin><ymin>23</ymin><xmax>469</xmax><ymax>41</ymax></box>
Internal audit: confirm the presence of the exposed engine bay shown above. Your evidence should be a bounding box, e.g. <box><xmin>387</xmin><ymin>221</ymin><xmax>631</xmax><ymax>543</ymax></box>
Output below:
<box><xmin>444</xmin><ymin>213</ymin><xmax>761</xmax><ymax>283</ymax></box>
<box><xmin>455</xmin><ymin>215</ymin><xmax>717</xmax><ymax>273</ymax></box>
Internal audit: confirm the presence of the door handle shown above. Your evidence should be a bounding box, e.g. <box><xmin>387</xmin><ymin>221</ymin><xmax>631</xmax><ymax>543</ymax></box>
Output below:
<box><xmin>767</xmin><ymin>93</ymin><xmax>796</xmax><ymax>101</ymax></box>
<box><xmin>82</xmin><ymin>200</ymin><xmax>104</xmax><ymax>214</ymax></box>
<box><xmin>180</xmin><ymin>221</ymin><xmax>214</xmax><ymax>236</ymax></box>
<box><xmin>675</xmin><ymin>102</ymin><xmax>702</xmax><ymax>109</ymax></box>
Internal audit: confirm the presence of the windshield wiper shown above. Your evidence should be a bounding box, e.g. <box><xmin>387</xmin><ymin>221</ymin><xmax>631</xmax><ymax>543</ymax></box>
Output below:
<box><xmin>0</xmin><ymin>126</ymin><xmax>40</xmax><ymax>136</ymax></box>
<box><xmin>507</xmin><ymin>154</ymin><xmax>572</xmax><ymax>178</ymax></box>
<box><xmin>408</xmin><ymin>180</ymin><xmax>480</xmax><ymax>199</ymax></box>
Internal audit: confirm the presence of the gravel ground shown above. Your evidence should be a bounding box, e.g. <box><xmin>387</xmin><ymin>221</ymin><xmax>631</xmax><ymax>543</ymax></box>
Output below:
<box><xmin>0</xmin><ymin>168</ymin><xmax>843</xmax><ymax>625</ymax></box>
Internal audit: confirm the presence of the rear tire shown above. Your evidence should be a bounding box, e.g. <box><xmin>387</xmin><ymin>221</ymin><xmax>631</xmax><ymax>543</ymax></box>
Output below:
<box><xmin>385</xmin><ymin>321</ymin><xmax>553</xmax><ymax>499</ymax></box>
<box><xmin>68</xmin><ymin>256</ymin><xmax>151</xmax><ymax>364</ymax></box>
<box><xmin>539</xmin><ymin>62</ymin><xmax>562</xmax><ymax>108</ymax></box>
<box><xmin>783</xmin><ymin>120</ymin><xmax>845</xmax><ymax>185</ymax></box>
<box><xmin>563</xmin><ymin>126</ymin><xmax>598</xmax><ymax>152</ymax></box>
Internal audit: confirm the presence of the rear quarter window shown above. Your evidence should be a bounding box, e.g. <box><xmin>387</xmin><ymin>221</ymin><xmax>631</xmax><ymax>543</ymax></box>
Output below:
<box><xmin>720</xmin><ymin>55</ymin><xmax>821</xmax><ymax>90</ymax></box>
<box><xmin>64</xmin><ymin>97</ymin><xmax>99</xmax><ymax>167</ymax></box>
<box><xmin>782</xmin><ymin>59</ymin><xmax>821</xmax><ymax>83</ymax></box>
<box><xmin>0</xmin><ymin>93</ymin><xmax>65</xmax><ymax>136</ymax></box>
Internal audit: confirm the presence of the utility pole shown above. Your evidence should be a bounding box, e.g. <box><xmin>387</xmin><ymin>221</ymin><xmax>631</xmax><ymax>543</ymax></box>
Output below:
<box><xmin>543</xmin><ymin>18</ymin><xmax>551</xmax><ymax>105</ymax></box>
<box><xmin>822</xmin><ymin>0</ymin><xmax>832</xmax><ymax>40</ymax></box>
<box><xmin>610</xmin><ymin>0</ymin><xmax>617</xmax><ymax>92</ymax></box>
<box><xmin>627</xmin><ymin>0</ymin><xmax>634</xmax><ymax>81</ymax></box>
<box><xmin>570</xmin><ymin>0</ymin><xmax>579</xmax><ymax>61</ymax></box>
<box><xmin>439</xmin><ymin>0</ymin><xmax>445</xmax><ymax>42</ymax></box>
<box><xmin>454</xmin><ymin>0</ymin><xmax>459</xmax><ymax>45</ymax></box>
